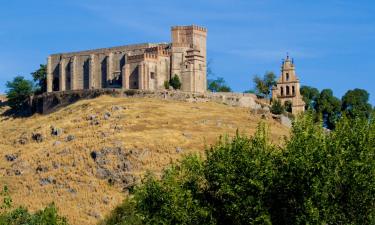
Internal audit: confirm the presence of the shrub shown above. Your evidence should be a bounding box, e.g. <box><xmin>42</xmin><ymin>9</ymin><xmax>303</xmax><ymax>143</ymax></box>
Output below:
<box><xmin>163</xmin><ymin>80</ymin><xmax>170</xmax><ymax>89</ymax></box>
<box><xmin>104</xmin><ymin>113</ymin><xmax>375</xmax><ymax>225</ymax></box>
<box><xmin>169</xmin><ymin>74</ymin><xmax>182</xmax><ymax>90</ymax></box>
<box><xmin>270</xmin><ymin>99</ymin><xmax>284</xmax><ymax>114</ymax></box>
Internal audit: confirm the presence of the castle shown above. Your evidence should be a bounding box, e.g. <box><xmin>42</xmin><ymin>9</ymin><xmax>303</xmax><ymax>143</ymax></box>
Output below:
<box><xmin>46</xmin><ymin>25</ymin><xmax>207</xmax><ymax>93</ymax></box>
<box><xmin>272</xmin><ymin>55</ymin><xmax>305</xmax><ymax>114</ymax></box>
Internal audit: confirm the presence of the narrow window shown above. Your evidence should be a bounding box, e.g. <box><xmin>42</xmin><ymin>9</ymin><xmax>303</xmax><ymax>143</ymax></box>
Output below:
<box><xmin>286</xmin><ymin>73</ymin><xmax>289</xmax><ymax>81</ymax></box>
<box><xmin>281</xmin><ymin>87</ymin><xmax>284</xmax><ymax>96</ymax></box>
<box><xmin>150</xmin><ymin>72</ymin><xmax>155</xmax><ymax>79</ymax></box>
<box><xmin>292</xmin><ymin>86</ymin><xmax>295</xmax><ymax>95</ymax></box>
<box><xmin>286</xmin><ymin>86</ymin><xmax>290</xmax><ymax>95</ymax></box>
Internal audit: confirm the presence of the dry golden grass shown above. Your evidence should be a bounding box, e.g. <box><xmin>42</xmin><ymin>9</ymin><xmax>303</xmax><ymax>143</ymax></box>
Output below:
<box><xmin>0</xmin><ymin>95</ymin><xmax>289</xmax><ymax>225</ymax></box>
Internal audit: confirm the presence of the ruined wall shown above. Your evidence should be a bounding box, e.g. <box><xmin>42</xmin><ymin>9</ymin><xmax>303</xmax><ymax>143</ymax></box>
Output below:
<box><xmin>30</xmin><ymin>90</ymin><xmax>260</xmax><ymax>115</ymax></box>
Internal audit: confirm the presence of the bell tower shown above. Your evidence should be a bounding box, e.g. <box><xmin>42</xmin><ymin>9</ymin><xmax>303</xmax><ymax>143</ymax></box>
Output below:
<box><xmin>272</xmin><ymin>55</ymin><xmax>305</xmax><ymax>114</ymax></box>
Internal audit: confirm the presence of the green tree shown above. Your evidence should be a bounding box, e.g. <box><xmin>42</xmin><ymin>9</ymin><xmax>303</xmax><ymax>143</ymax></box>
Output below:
<box><xmin>104</xmin><ymin>113</ymin><xmax>375</xmax><ymax>225</ymax></box>
<box><xmin>300</xmin><ymin>85</ymin><xmax>320</xmax><ymax>110</ymax></box>
<box><xmin>6</xmin><ymin>76</ymin><xmax>34</xmax><ymax>112</ymax></box>
<box><xmin>253</xmin><ymin>71</ymin><xmax>276</xmax><ymax>98</ymax></box>
<box><xmin>270</xmin><ymin>99</ymin><xmax>284</xmax><ymax>114</ymax></box>
<box><xmin>315</xmin><ymin>89</ymin><xmax>341</xmax><ymax>129</ymax></box>
<box><xmin>31</xmin><ymin>64</ymin><xmax>47</xmax><ymax>94</ymax></box>
<box><xmin>341</xmin><ymin>88</ymin><xmax>372</xmax><ymax>120</ymax></box>
<box><xmin>207</xmin><ymin>77</ymin><xmax>231</xmax><ymax>92</ymax></box>
<box><xmin>169</xmin><ymin>74</ymin><xmax>182</xmax><ymax>90</ymax></box>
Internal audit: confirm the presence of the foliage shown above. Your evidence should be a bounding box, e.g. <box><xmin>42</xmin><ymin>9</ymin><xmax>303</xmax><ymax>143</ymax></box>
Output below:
<box><xmin>207</xmin><ymin>77</ymin><xmax>231</xmax><ymax>92</ymax></box>
<box><xmin>163</xmin><ymin>80</ymin><xmax>170</xmax><ymax>90</ymax></box>
<box><xmin>284</xmin><ymin>100</ymin><xmax>292</xmax><ymax>113</ymax></box>
<box><xmin>341</xmin><ymin>88</ymin><xmax>372</xmax><ymax>120</ymax></box>
<box><xmin>31</xmin><ymin>64</ymin><xmax>47</xmax><ymax>94</ymax></box>
<box><xmin>315</xmin><ymin>89</ymin><xmax>341</xmax><ymax>129</ymax></box>
<box><xmin>300</xmin><ymin>85</ymin><xmax>319</xmax><ymax>110</ymax></box>
<box><xmin>0</xmin><ymin>186</ymin><xmax>12</xmax><ymax>214</ymax></box>
<box><xmin>169</xmin><ymin>74</ymin><xmax>182</xmax><ymax>90</ymax></box>
<box><xmin>0</xmin><ymin>186</ymin><xmax>68</xmax><ymax>225</ymax></box>
<box><xmin>5</xmin><ymin>76</ymin><xmax>34</xmax><ymax>112</ymax></box>
<box><xmin>253</xmin><ymin>71</ymin><xmax>276</xmax><ymax>98</ymax></box>
<box><xmin>243</xmin><ymin>89</ymin><xmax>255</xmax><ymax>94</ymax></box>
<box><xmin>0</xmin><ymin>204</ymin><xmax>68</xmax><ymax>225</ymax></box>
<box><xmin>270</xmin><ymin>99</ymin><xmax>284</xmax><ymax>115</ymax></box>
<box><xmin>104</xmin><ymin>111</ymin><xmax>375</xmax><ymax>225</ymax></box>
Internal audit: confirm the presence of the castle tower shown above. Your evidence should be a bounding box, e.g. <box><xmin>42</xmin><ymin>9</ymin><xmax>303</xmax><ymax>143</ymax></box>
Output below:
<box><xmin>171</xmin><ymin>25</ymin><xmax>207</xmax><ymax>92</ymax></box>
<box><xmin>272</xmin><ymin>55</ymin><xmax>305</xmax><ymax>114</ymax></box>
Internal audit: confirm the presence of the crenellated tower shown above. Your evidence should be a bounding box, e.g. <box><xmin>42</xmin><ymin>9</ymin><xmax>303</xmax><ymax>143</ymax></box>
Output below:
<box><xmin>171</xmin><ymin>25</ymin><xmax>207</xmax><ymax>92</ymax></box>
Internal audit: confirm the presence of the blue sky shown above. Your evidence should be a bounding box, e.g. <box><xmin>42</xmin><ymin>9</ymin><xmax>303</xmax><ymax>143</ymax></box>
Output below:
<box><xmin>0</xmin><ymin>0</ymin><xmax>374</xmax><ymax>104</ymax></box>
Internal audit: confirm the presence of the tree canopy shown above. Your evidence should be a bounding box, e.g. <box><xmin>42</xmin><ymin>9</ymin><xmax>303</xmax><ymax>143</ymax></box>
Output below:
<box><xmin>207</xmin><ymin>77</ymin><xmax>231</xmax><ymax>92</ymax></box>
<box><xmin>300</xmin><ymin>85</ymin><xmax>319</xmax><ymax>110</ymax></box>
<box><xmin>6</xmin><ymin>76</ymin><xmax>34</xmax><ymax>112</ymax></box>
<box><xmin>253</xmin><ymin>72</ymin><xmax>277</xmax><ymax>98</ymax></box>
<box><xmin>102</xmin><ymin>112</ymin><xmax>375</xmax><ymax>225</ymax></box>
<box><xmin>341</xmin><ymin>88</ymin><xmax>372</xmax><ymax>120</ymax></box>
<box><xmin>31</xmin><ymin>64</ymin><xmax>47</xmax><ymax>94</ymax></box>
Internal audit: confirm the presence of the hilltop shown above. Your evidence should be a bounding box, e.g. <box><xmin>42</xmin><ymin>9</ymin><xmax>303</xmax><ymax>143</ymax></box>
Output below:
<box><xmin>0</xmin><ymin>95</ymin><xmax>289</xmax><ymax>225</ymax></box>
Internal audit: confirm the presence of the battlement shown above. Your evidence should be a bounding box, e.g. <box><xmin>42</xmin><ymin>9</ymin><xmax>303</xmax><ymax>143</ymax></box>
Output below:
<box><xmin>171</xmin><ymin>25</ymin><xmax>207</xmax><ymax>32</ymax></box>
<box><xmin>127</xmin><ymin>52</ymin><xmax>160</xmax><ymax>63</ymax></box>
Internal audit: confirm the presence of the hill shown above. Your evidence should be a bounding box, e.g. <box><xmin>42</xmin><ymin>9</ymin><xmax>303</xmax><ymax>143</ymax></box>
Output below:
<box><xmin>0</xmin><ymin>95</ymin><xmax>289</xmax><ymax>225</ymax></box>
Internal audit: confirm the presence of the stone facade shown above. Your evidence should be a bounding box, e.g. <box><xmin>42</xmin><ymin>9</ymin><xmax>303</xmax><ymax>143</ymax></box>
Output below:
<box><xmin>272</xmin><ymin>55</ymin><xmax>305</xmax><ymax>114</ymax></box>
<box><xmin>47</xmin><ymin>25</ymin><xmax>207</xmax><ymax>93</ymax></box>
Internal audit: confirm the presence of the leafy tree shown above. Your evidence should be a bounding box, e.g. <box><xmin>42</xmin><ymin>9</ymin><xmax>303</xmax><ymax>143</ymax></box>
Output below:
<box><xmin>169</xmin><ymin>74</ymin><xmax>182</xmax><ymax>90</ymax></box>
<box><xmin>104</xmin><ymin>113</ymin><xmax>375</xmax><ymax>225</ymax></box>
<box><xmin>270</xmin><ymin>99</ymin><xmax>284</xmax><ymax>114</ymax></box>
<box><xmin>31</xmin><ymin>64</ymin><xmax>47</xmax><ymax>94</ymax></box>
<box><xmin>6</xmin><ymin>76</ymin><xmax>34</xmax><ymax>112</ymax></box>
<box><xmin>207</xmin><ymin>77</ymin><xmax>231</xmax><ymax>92</ymax></box>
<box><xmin>341</xmin><ymin>88</ymin><xmax>372</xmax><ymax>120</ymax></box>
<box><xmin>253</xmin><ymin>71</ymin><xmax>276</xmax><ymax>98</ymax></box>
<box><xmin>315</xmin><ymin>89</ymin><xmax>341</xmax><ymax>129</ymax></box>
<box><xmin>300</xmin><ymin>85</ymin><xmax>320</xmax><ymax>110</ymax></box>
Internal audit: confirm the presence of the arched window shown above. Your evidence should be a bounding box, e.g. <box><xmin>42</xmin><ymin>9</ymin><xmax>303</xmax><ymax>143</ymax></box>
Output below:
<box><xmin>281</xmin><ymin>87</ymin><xmax>284</xmax><ymax>96</ymax></box>
<box><xmin>292</xmin><ymin>86</ymin><xmax>295</xmax><ymax>95</ymax></box>
<box><xmin>286</xmin><ymin>73</ymin><xmax>289</xmax><ymax>81</ymax></box>
<box><xmin>286</xmin><ymin>86</ymin><xmax>290</xmax><ymax>96</ymax></box>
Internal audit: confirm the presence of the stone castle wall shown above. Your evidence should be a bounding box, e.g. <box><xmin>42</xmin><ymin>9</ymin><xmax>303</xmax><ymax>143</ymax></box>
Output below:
<box><xmin>30</xmin><ymin>89</ymin><xmax>261</xmax><ymax>115</ymax></box>
<box><xmin>47</xmin><ymin>25</ymin><xmax>207</xmax><ymax>94</ymax></box>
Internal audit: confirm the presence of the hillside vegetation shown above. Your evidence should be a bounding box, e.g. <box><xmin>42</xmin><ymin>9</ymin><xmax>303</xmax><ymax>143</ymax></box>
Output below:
<box><xmin>0</xmin><ymin>96</ymin><xmax>288</xmax><ymax>225</ymax></box>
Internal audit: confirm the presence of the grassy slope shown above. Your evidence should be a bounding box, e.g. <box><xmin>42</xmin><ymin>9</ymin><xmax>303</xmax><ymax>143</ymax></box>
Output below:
<box><xmin>0</xmin><ymin>96</ymin><xmax>289</xmax><ymax>225</ymax></box>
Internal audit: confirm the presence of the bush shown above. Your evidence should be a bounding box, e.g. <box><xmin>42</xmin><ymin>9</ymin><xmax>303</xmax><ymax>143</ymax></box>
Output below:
<box><xmin>0</xmin><ymin>185</ymin><xmax>68</xmax><ymax>225</ymax></box>
<box><xmin>169</xmin><ymin>74</ymin><xmax>182</xmax><ymax>90</ymax></box>
<box><xmin>284</xmin><ymin>100</ymin><xmax>292</xmax><ymax>113</ymax></box>
<box><xmin>103</xmin><ymin>113</ymin><xmax>375</xmax><ymax>225</ymax></box>
<box><xmin>163</xmin><ymin>80</ymin><xmax>170</xmax><ymax>90</ymax></box>
<box><xmin>0</xmin><ymin>204</ymin><xmax>68</xmax><ymax>225</ymax></box>
<box><xmin>6</xmin><ymin>76</ymin><xmax>34</xmax><ymax>112</ymax></box>
<box><xmin>270</xmin><ymin>99</ymin><xmax>284</xmax><ymax>114</ymax></box>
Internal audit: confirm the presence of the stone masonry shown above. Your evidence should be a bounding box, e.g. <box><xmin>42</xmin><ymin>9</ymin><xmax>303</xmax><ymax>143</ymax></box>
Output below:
<box><xmin>272</xmin><ymin>55</ymin><xmax>305</xmax><ymax>114</ymax></box>
<box><xmin>47</xmin><ymin>25</ymin><xmax>207</xmax><ymax>93</ymax></box>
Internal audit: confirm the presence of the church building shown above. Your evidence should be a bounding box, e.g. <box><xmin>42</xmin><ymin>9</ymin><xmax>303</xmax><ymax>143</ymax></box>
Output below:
<box><xmin>272</xmin><ymin>55</ymin><xmax>305</xmax><ymax>114</ymax></box>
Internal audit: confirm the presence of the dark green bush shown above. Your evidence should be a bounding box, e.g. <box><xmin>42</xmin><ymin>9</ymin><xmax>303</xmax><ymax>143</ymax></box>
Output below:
<box><xmin>271</xmin><ymin>99</ymin><xmax>284</xmax><ymax>114</ymax></box>
<box><xmin>169</xmin><ymin>74</ymin><xmax>182</xmax><ymax>90</ymax></box>
<box><xmin>103</xmin><ymin>113</ymin><xmax>375</xmax><ymax>225</ymax></box>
